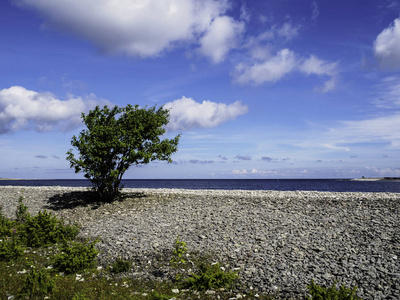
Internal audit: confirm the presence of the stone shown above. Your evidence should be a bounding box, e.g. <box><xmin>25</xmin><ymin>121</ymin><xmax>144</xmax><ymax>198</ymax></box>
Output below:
<box><xmin>1</xmin><ymin>186</ymin><xmax>399</xmax><ymax>300</ymax></box>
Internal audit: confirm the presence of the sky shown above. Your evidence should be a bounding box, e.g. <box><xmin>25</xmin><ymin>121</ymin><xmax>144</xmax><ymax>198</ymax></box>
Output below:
<box><xmin>1</xmin><ymin>0</ymin><xmax>400</xmax><ymax>179</ymax></box>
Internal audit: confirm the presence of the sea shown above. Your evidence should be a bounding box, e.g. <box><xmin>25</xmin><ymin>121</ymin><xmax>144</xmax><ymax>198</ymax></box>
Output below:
<box><xmin>0</xmin><ymin>179</ymin><xmax>399</xmax><ymax>193</ymax></box>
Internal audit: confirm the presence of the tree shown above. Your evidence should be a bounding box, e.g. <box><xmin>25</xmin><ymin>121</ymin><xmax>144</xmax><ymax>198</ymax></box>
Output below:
<box><xmin>66</xmin><ymin>104</ymin><xmax>180</xmax><ymax>201</ymax></box>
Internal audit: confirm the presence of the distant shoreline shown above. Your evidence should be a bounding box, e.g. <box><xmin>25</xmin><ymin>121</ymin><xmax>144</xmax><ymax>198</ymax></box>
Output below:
<box><xmin>352</xmin><ymin>177</ymin><xmax>400</xmax><ymax>181</ymax></box>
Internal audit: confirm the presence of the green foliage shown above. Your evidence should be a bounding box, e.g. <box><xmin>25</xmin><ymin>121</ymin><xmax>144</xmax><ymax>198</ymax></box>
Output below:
<box><xmin>15</xmin><ymin>194</ymin><xmax>30</xmax><ymax>223</ymax></box>
<box><xmin>307</xmin><ymin>279</ymin><xmax>362</xmax><ymax>300</ymax></box>
<box><xmin>148</xmin><ymin>290</ymin><xmax>172</xmax><ymax>300</ymax></box>
<box><xmin>18</xmin><ymin>210</ymin><xmax>79</xmax><ymax>248</ymax></box>
<box><xmin>66</xmin><ymin>104</ymin><xmax>181</xmax><ymax>201</ymax></box>
<box><xmin>0</xmin><ymin>236</ymin><xmax>24</xmax><ymax>261</ymax></box>
<box><xmin>111</xmin><ymin>257</ymin><xmax>131</xmax><ymax>273</ymax></box>
<box><xmin>0</xmin><ymin>206</ymin><xmax>15</xmax><ymax>237</ymax></box>
<box><xmin>170</xmin><ymin>235</ymin><xmax>187</xmax><ymax>266</ymax></box>
<box><xmin>18</xmin><ymin>267</ymin><xmax>55</xmax><ymax>299</ymax></box>
<box><xmin>53</xmin><ymin>238</ymin><xmax>99</xmax><ymax>274</ymax></box>
<box><xmin>185</xmin><ymin>262</ymin><xmax>238</xmax><ymax>291</ymax></box>
<box><xmin>71</xmin><ymin>291</ymin><xmax>90</xmax><ymax>300</ymax></box>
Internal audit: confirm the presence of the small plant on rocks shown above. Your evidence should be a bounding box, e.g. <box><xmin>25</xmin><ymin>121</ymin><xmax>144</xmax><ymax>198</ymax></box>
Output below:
<box><xmin>15</xmin><ymin>193</ymin><xmax>30</xmax><ymax>223</ymax></box>
<box><xmin>111</xmin><ymin>257</ymin><xmax>131</xmax><ymax>273</ymax></box>
<box><xmin>306</xmin><ymin>279</ymin><xmax>362</xmax><ymax>300</ymax></box>
<box><xmin>185</xmin><ymin>262</ymin><xmax>238</xmax><ymax>291</ymax></box>
<box><xmin>170</xmin><ymin>235</ymin><xmax>187</xmax><ymax>266</ymax></box>
<box><xmin>53</xmin><ymin>238</ymin><xmax>99</xmax><ymax>274</ymax></box>
<box><xmin>0</xmin><ymin>205</ymin><xmax>15</xmax><ymax>237</ymax></box>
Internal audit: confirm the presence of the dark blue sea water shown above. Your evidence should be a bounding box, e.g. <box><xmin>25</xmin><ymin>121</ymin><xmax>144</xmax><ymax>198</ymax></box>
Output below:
<box><xmin>0</xmin><ymin>179</ymin><xmax>399</xmax><ymax>193</ymax></box>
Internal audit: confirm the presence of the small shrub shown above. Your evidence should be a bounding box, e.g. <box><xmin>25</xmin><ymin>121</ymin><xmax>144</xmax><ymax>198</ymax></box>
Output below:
<box><xmin>148</xmin><ymin>290</ymin><xmax>171</xmax><ymax>300</ymax></box>
<box><xmin>111</xmin><ymin>257</ymin><xmax>131</xmax><ymax>273</ymax></box>
<box><xmin>15</xmin><ymin>194</ymin><xmax>30</xmax><ymax>222</ymax></box>
<box><xmin>185</xmin><ymin>262</ymin><xmax>238</xmax><ymax>291</ymax></box>
<box><xmin>18</xmin><ymin>210</ymin><xmax>79</xmax><ymax>248</ymax></box>
<box><xmin>307</xmin><ymin>279</ymin><xmax>362</xmax><ymax>300</ymax></box>
<box><xmin>72</xmin><ymin>291</ymin><xmax>89</xmax><ymax>300</ymax></box>
<box><xmin>170</xmin><ymin>235</ymin><xmax>187</xmax><ymax>266</ymax></box>
<box><xmin>0</xmin><ymin>206</ymin><xmax>15</xmax><ymax>237</ymax></box>
<box><xmin>0</xmin><ymin>236</ymin><xmax>24</xmax><ymax>261</ymax></box>
<box><xmin>53</xmin><ymin>238</ymin><xmax>99</xmax><ymax>274</ymax></box>
<box><xmin>18</xmin><ymin>267</ymin><xmax>55</xmax><ymax>299</ymax></box>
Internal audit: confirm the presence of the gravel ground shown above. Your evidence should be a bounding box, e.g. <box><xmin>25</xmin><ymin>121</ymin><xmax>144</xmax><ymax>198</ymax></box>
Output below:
<box><xmin>0</xmin><ymin>186</ymin><xmax>399</xmax><ymax>299</ymax></box>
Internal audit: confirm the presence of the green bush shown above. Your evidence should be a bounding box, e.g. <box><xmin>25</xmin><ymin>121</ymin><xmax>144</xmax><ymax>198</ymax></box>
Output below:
<box><xmin>18</xmin><ymin>267</ymin><xmax>55</xmax><ymax>299</ymax></box>
<box><xmin>0</xmin><ymin>236</ymin><xmax>24</xmax><ymax>261</ymax></box>
<box><xmin>148</xmin><ymin>290</ymin><xmax>172</xmax><ymax>300</ymax></box>
<box><xmin>53</xmin><ymin>238</ymin><xmax>99</xmax><ymax>274</ymax></box>
<box><xmin>18</xmin><ymin>210</ymin><xmax>79</xmax><ymax>248</ymax></box>
<box><xmin>307</xmin><ymin>279</ymin><xmax>362</xmax><ymax>300</ymax></box>
<box><xmin>111</xmin><ymin>257</ymin><xmax>131</xmax><ymax>273</ymax></box>
<box><xmin>15</xmin><ymin>194</ymin><xmax>30</xmax><ymax>223</ymax></box>
<box><xmin>170</xmin><ymin>235</ymin><xmax>187</xmax><ymax>266</ymax></box>
<box><xmin>185</xmin><ymin>262</ymin><xmax>238</xmax><ymax>291</ymax></box>
<box><xmin>0</xmin><ymin>206</ymin><xmax>15</xmax><ymax>237</ymax></box>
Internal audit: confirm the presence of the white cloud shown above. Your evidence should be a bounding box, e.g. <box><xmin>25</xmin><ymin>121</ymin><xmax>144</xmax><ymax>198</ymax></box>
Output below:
<box><xmin>233</xmin><ymin>48</ymin><xmax>297</xmax><ymax>85</ymax></box>
<box><xmin>198</xmin><ymin>16</ymin><xmax>245</xmax><ymax>63</ymax></box>
<box><xmin>300</xmin><ymin>55</ymin><xmax>338</xmax><ymax>92</ymax></box>
<box><xmin>317</xmin><ymin>76</ymin><xmax>337</xmax><ymax>93</ymax></box>
<box><xmin>164</xmin><ymin>96</ymin><xmax>248</xmax><ymax>131</ymax></box>
<box><xmin>299</xmin><ymin>55</ymin><xmax>337</xmax><ymax>76</ymax></box>
<box><xmin>277</xmin><ymin>23</ymin><xmax>299</xmax><ymax>40</ymax></box>
<box><xmin>311</xmin><ymin>1</ymin><xmax>319</xmax><ymax>20</ymax></box>
<box><xmin>233</xmin><ymin>49</ymin><xmax>338</xmax><ymax>91</ymax></box>
<box><xmin>374</xmin><ymin>17</ymin><xmax>400</xmax><ymax>70</ymax></box>
<box><xmin>320</xmin><ymin>144</ymin><xmax>350</xmax><ymax>152</ymax></box>
<box><xmin>374</xmin><ymin>76</ymin><xmax>400</xmax><ymax>108</ymax></box>
<box><xmin>14</xmin><ymin>0</ymin><xmax>242</xmax><ymax>61</ymax></box>
<box><xmin>0</xmin><ymin>86</ymin><xmax>107</xmax><ymax>133</ymax></box>
<box><xmin>339</xmin><ymin>114</ymin><xmax>400</xmax><ymax>147</ymax></box>
<box><xmin>232</xmin><ymin>168</ymin><xmax>276</xmax><ymax>175</ymax></box>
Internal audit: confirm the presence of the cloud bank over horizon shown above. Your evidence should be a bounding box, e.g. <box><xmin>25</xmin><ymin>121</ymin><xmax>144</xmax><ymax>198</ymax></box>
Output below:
<box><xmin>0</xmin><ymin>86</ymin><xmax>248</xmax><ymax>134</ymax></box>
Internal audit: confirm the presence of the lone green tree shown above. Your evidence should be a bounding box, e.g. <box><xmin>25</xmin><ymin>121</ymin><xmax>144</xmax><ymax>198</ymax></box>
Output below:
<box><xmin>66</xmin><ymin>104</ymin><xmax>180</xmax><ymax>201</ymax></box>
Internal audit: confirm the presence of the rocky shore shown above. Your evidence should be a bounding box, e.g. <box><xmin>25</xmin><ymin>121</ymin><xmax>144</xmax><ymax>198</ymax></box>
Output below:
<box><xmin>1</xmin><ymin>186</ymin><xmax>399</xmax><ymax>299</ymax></box>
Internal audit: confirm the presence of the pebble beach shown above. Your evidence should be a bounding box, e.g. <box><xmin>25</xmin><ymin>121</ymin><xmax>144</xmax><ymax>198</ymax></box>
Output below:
<box><xmin>0</xmin><ymin>186</ymin><xmax>399</xmax><ymax>299</ymax></box>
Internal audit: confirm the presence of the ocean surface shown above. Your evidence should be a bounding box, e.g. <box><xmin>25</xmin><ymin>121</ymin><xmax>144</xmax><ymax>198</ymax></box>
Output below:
<box><xmin>0</xmin><ymin>179</ymin><xmax>399</xmax><ymax>193</ymax></box>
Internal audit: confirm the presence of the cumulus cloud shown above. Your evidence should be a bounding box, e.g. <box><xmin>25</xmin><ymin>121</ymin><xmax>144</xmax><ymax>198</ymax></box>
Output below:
<box><xmin>0</xmin><ymin>86</ymin><xmax>107</xmax><ymax>133</ymax></box>
<box><xmin>374</xmin><ymin>17</ymin><xmax>400</xmax><ymax>70</ymax></box>
<box><xmin>233</xmin><ymin>48</ymin><xmax>337</xmax><ymax>91</ymax></box>
<box><xmin>199</xmin><ymin>16</ymin><xmax>245</xmax><ymax>63</ymax></box>
<box><xmin>299</xmin><ymin>55</ymin><xmax>337</xmax><ymax>76</ymax></box>
<box><xmin>299</xmin><ymin>55</ymin><xmax>338</xmax><ymax>92</ymax></box>
<box><xmin>277</xmin><ymin>23</ymin><xmax>299</xmax><ymax>40</ymax></box>
<box><xmin>14</xmin><ymin>0</ymin><xmax>242</xmax><ymax>62</ymax></box>
<box><xmin>233</xmin><ymin>48</ymin><xmax>297</xmax><ymax>85</ymax></box>
<box><xmin>164</xmin><ymin>96</ymin><xmax>248</xmax><ymax>131</ymax></box>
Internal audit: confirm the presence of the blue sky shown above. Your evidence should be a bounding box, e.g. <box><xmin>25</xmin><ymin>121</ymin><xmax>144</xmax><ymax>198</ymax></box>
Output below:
<box><xmin>1</xmin><ymin>0</ymin><xmax>400</xmax><ymax>179</ymax></box>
